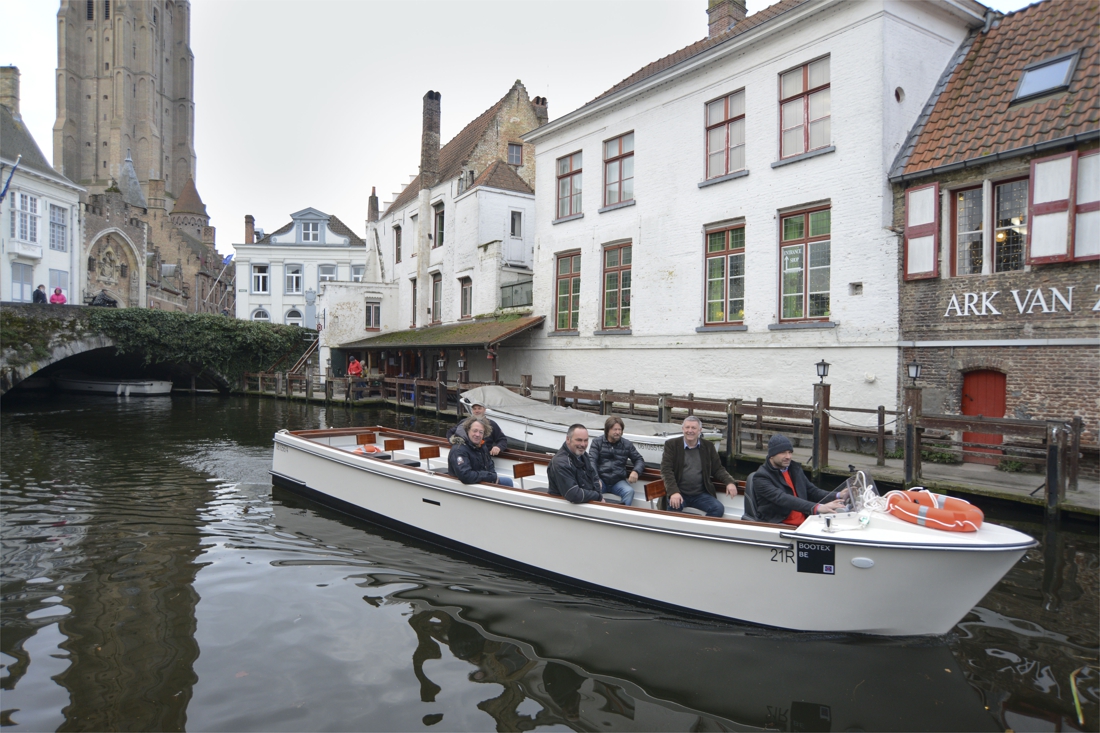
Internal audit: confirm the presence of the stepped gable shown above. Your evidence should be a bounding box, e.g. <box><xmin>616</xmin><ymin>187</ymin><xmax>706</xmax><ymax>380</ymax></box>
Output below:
<box><xmin>256</xmin><ymin>215</ymin><xmax>364</xmax><ymax>245</ymax></box>
<box><xmin>0</xmin><ymin>104</ymin><xmax>73</xmax><ymax>183</ymax></box>
<box><xmin>472</xmin><ymin>160</ymin><xmax>534</xmax><ymax>195</ymax></box>
<box><xmin>903</xmin><ymin>0</ymin><xmax>1099</xmax><ymax>176</ymax></box>
<box><xmin>171</xmin><ymin>177</ymin><xmax>208</xmax><ymax>216</ymax></box>
<box><xmin>384</xmin><ymin>86</ymin><xmax>516</xmax><ymax>216</ymax></box>
<box><xmin>587</xmin><ymin>0</ymin><xmax>809</xmax><ymax>105</ymax></box>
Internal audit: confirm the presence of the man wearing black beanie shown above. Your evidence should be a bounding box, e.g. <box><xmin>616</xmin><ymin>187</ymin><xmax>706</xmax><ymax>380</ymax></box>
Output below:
<box><xmin>752</xmin><ymin>434</ymin><xmax>847</xmax><ymax>526</ymax></box>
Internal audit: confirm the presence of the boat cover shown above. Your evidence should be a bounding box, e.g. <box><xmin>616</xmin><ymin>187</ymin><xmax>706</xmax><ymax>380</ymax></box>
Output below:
<box><xmin>460</xmin><ymin>385</ymin><xmax>706</xmax><ymax>438</ymax></box>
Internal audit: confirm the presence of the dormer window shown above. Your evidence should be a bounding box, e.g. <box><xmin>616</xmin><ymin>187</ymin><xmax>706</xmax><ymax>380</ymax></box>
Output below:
<box><xmin>1014</xmin><ymin>51</ymin><xmax>1079</xmax><ymax>103</ymax></box>
<box><xmin>302</xmin><ymin>222</ymin><xmax>319</xmax><ymax>242</ymax></box>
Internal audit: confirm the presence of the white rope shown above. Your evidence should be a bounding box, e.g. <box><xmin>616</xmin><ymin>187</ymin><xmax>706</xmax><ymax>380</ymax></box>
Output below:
<box><xmin>822</xmin><ymin>409</ymin><xmax>899</xmax><ymax>428</ymax></box>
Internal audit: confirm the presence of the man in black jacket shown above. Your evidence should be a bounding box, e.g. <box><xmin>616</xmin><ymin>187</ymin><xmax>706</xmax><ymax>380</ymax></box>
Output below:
<box><xmin>447</xmin><ymin>400</ymin><xmax>508</xmax><ymax>455</ymax></box>
<box><xmin>448</xmin><ymin>417</ymin><xmax>514</xmax><ymax>487</ymax></box>
<box><xmin>32</xmin><ymin>285</ymin><xmax>47</xmax><ymax>303</ymax></box>
<box><xmin>588</xmin><ymin>416</ymin><xmax>643</xmax><ymax>507</ymax></box>
<box><xmin>753</xmin><ymin>434</ymin><xmax>847</xmax><ymax>525</ymax></box>
<box><xmin>547</xmin><ymin>424</ymin><xmax>604</xmax><ymax>504</ymax></box>
<box><xmin>660</xmin><ymin>416</ymin><xmax>737</xmax><ymax>517</ymax></box>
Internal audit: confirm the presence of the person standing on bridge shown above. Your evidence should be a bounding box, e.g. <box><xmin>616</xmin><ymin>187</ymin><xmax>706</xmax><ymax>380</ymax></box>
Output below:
<box><xmin>32</xmin><ymin>285</ymin><xmax>47</xmax><ymax>303</ymax></box>
<box><xmin>49</xmin><ymin>288</ymin><xmax>67</xmax><ymax>305</ymax></box>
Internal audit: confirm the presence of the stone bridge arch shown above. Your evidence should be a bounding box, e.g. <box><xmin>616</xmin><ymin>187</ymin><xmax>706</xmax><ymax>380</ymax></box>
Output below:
<box><xmin>1</xmin><ymin>332</ymin><xmax>118</xmax><ymax>395</ymax></box>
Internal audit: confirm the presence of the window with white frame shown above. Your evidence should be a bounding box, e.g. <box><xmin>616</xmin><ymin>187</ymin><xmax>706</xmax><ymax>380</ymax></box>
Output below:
<box><xmin>460</xmin><ymin>277</ymin><xmax>472</xmax><ymax>319</ymax></box>
<box><xmin>252</xmin><ymin>264</ymin><xmax>269</xmax><ymax>293</ymax></box>
<box><xmin>352</xmin><ymin>265</ymin><xmax>365</xmax><ymax>282</ymax></box>
<box><xmin>508</xmin><ymin>143</ymin><xmax>523</xmax><ymax>166</ymax></box>
<box><xmin>11</xmin><ymin>262</ymin><xmax>33</xmax><ymax>302</ymax></box>
<box><xmin>318</xmin><ymin>264</ymin><xmax>337</xmax><ymax>282</ymax></box>
<box><xmin>705</xmin><ymin>226</ymin><xmax>745</xmax><ymax>324</ymax></box>
<box><xmin>433</xmin><ymin>203</ymin><xmax>444</xmax><ymax>248</ymax></box>
<box><xmin>366</xmin><ymin>301</ymin><xmax>381</xmax><ymax>329</ymax></box>
<box><xmin>431</xmin><ymin>273</ymin><xmax>442</xmax><ymax>324</ymax></box>
<box><xmin>510</xmin><ymin>211</ymin><xmax>522</xmax><ymax>238</ymax></box>
<box><xmin>285</xmin><ymin>264</ymin><xmax>302</xmax><ymax>294</ymax></box>
<box><xmin>285</xmin><ymin>309</ymin><xmax>303</xmax><ymax>326</ymax></box>
<box><xmin>252</xmin><ymin>308</ymin><xmax>270</xmax><ymax>322</ymax></box>
<box><xmin>49</xmin><ymin>205</ymin><xmax>68</xmax><ymax>251</ymax></box>
<box><xmin>780</xmin><ymin>208</ymin><xmax>830</xmax><ymax>320</ymax></box>
<box><xmin>779</xmin><ymin>57</ymin><xmax>830</xmax><ymax>159</ymax></box>
<box><xmin>13</xmin><ymin>193</ymin><xmax>39</xmax><ymax>242</ymax></box>
<box><xmin>706</xmin><ymin>90</ymin><xmax>746</xmax><ymax>179</ymax></box>
<box><xmin>49</xmin><ymin>269</ymin><xmax>69</xmax><ymax>297</ymax></box>
<box><xmin>302</xmin><ymin>222</ymin><xmax>319</xmax><ymax>242</ymax></box>
<box><xmin>557</xmin><ymin>152</ymin><xmax>582</xmax><ymax>219</ymax></box>
<box><xmin>603</xmin><ymin>133</ymin><xmax>634</xmax><ymax>207</ymax></box>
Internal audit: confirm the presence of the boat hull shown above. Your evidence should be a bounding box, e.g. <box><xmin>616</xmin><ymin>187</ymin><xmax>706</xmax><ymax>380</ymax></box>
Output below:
<box><xmin>272</xmin><ymin>430</ymin><xmax>1034</xmax><ymax>636</ymax></box>
<box><xmin>53</xmin><ymin>375</ymin><xmax>172</xmax><ymax>395</ymax></box>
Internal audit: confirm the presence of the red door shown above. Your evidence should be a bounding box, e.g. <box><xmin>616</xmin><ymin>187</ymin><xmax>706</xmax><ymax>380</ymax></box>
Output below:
<box><xmin>961</xmin><ymin>370</ymin><xmax>1006</xmax><ymax>464</ymax></box>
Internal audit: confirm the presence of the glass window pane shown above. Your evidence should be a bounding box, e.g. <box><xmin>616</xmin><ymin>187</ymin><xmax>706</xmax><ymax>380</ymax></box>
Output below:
<box><xmin>707</xmin><ymin>232</ymin><xmax>726</xmax><ymax>252</ymax></box>
<box><xmin>621</xmin><ymin>245</ymin><xmax>632</xmax><ymax>265</ymax></box>
<box><xmin>809</xmin><ymin>118</ymin><xmax>830</xmax><ymax>150</ymax></box>
<box><xmin>1017</xmin><ymin>57</ymin><xmax>1073</xmax><ymax>98</ymax></box>
<box><xmin>809</xmin><ymin>293</ymin><xmax>830</xmax><ymax>318</ymax></box>
<box><xmin>572</xmin><ymin>255</ymin><xmax>581</xmax><ymax>271</ymax></box>
<box><xmin>621</xmin><ymin>177</ymin><xmax>633</xmax><ymax>202</ymax></box>
<box><xmin>782</xmin><ymin>99</ymin><xmax>803</xmax><ymax>129</ymax></box>
<box><xmin>558</xmin><ymin>157</ymin><xmax>569</xmax><ymax>175</ymax></box>
<box><xmin>708</xmin><ymin>152</ymin><xmax>725</xmax><ymax>179</ymax></box>
<box><xmin>727</xmin><ymin>145</ymin><xmax>745</xmax><ymax>173</ymax></box>
<box><xmin>809</xmin><ymin>209</ymin><xmax>831</xmax><ymax>237</ymax></box>
<box><xmin>622</xmin><ymin>132</ymin><xmax>634</xmax><ymax>153</ymax></box>
<box><xmin>572</xmin><ymin>192</ymin><xmax>582</xmax><ymax>213</ymax></box>
<box><xmin>621</xmin><ymin>156</ymin><xmax>633</xmax><ymax>180</ymax></box>
<box><xmin>728</xmin><ymin>227</ymin><xmax>745</xmax><ymax>250</ymax></box>
<box><xmin>604</xmin><ymin>309</ymin><xmax>618</xmax><ymax>328</ymax></box>
<box><xmin>782</xmin><ymin>295</ymin><xmax>803</xmax><ymax>320</ymax></box>
<box><xmin>728</xmin><ymin>90</ymin><xmax>745</xmax><ymax>118</ymax></box>
<box><xmin>605</xmin><ymin>248</ymin><xmax>619</xmax><ymax>268</ymax></box>
<box><xmin>558</xmin><ymin>177</ymin><xmax>570</xmax><ymax>199</ymax></box>
<box><xmin>728</xmin><ymin>118</ymin><xmax>745</xmax><ymax>147</ymax></box>
<box><xmin>605</xmin><ymin>139</ymin><xmax>618</xmax><ymax>159</ymax></box>
<box><xmin>572</xmin><ymin>153</ymin><xmax>582</xmax><ymax>169</ymax></box>
<box><xmin>707</xmin><ymin>99</ymin><xmax>726</xmax><ymax>126</ymax></box>
<box><xmin>781</xmin><ymin>69</ymin><xmax>803</xmax><ymax>98</ymax></box>
<box><xmin>782</xmin><ymin>215</ymin><xmax>805</xmax><ymax>241</ymax></box>
<box><xmin>809</xmin><ymin>240</ymin><xmax>831</xmax><ymax>268</ymax></box>
<box><xmin>707</xmin><ymin>255</ymin><xmax>726</xmax><ymax>282</ymax></box>
<box><xmin>558</xmin><ymin>257</ymin><xmax>570</xmax><ymax>276</ymax></box>
<box><xmin>573</xmin><ymin>172</ymin><xmax>582</xmax><ymax>194</ymax></box>
<box><xmin>729</xmin><ymin>254</ymin><xmax>745</xmax><ymax>285</ymax></box>
<box><xmin>606</xmin><ymin>181</ymin><xmax>619</xmax><ymax>206</ymax></box>
<box><xmin>809</xmin><ymin>266</ymin><xmax>830</xmax><ymax>292</ymax></box>
<box><xmin>606</xmin><ymin>160</ymin><xmax>619</xmax><ymax>181</ymax></box>
<box><xmin>808</xmin><ymin>58</ymin><xmax>829</xmax><ymax>88</ymax></box>
<box><xmin>708</xmin><ymin>125</ymin><xmax>726</xmax><ymax>156</ymax></box>
<box><xmin>558</xmin><ymin>199</ymin><xmax>568</xmax><ymax>219</ymax></box>
<box><xmin>621</xmin><ymin>269</ymin><xmax>630</xmax><ymax>293</ymax></box>
<box><xmin>783</xmin><ymin>127</ymin><xmax>804</xmax><ymax>156</ymax></box>
<box><xmin>808</xmin><ymin>89</ymin><xmax>830</xmax><ymax>121</ymax></box>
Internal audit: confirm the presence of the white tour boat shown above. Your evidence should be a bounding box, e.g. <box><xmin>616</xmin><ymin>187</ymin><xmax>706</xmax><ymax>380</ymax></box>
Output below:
<box><xmin>52</xmin><ymin>370</ymin><xmax>173</xmax><ymax>396</ymax></box>
<box><xmin>270</xmin><ymin>425</ymin><xmax>1036</xmax><ymax>636</ymax></box>
<box><xmin>460</xmin><ymin>385</ymin><xmax>719</xmax><ymax>463</ymax></box>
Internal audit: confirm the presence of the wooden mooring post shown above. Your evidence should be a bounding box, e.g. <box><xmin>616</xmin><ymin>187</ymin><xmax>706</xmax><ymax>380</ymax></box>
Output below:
<box><xmin>903</xmin><ymin>385</ymin><xmax>922</xmax><ymax>486</ymax></box>
<box><xmin>436</xmin><ymin>370</ymin><xmax>447</xmax><ymax>413</ymax></box>
<box><xmin>811</xmin><ymin>382</ymin><xmax>831</xmax><ymax>478</ymax></box>
<box><xmin>876</xmin><ymin>405</ymin><xmax>886</xmax><ymax>466</ymax></box>
<box><xmin>1045</xmin><ymin>421</ymin><xmax>1066</xmax><ymax>519</ymax></box>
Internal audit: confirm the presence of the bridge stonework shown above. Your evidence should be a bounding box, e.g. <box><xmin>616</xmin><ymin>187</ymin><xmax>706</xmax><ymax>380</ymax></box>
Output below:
<box><xmin>0</xmin><ymin>304</ymin><xmax>116</xmax><ymax>394</ymax></box>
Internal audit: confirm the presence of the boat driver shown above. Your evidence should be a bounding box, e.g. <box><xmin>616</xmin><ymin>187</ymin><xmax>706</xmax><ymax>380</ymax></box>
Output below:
<box><xmin>660</xmin><ymin>416</ymin><xmax>738</xmax><ymax>517</ymax></box>
<box><xmin>752</xmin><ymin>434</ymin><xmax>847</xmax><ymax>526</ymax></box>
<box><xmin>547</xmin><ymin>425</ymin><xmax>604</xmax><ymax>504</ymax></box>
<box><xmin>447</xmin><ymin>401</ymin><xmax>508</xmax><ymax>456</ymax></box>
<box><xmin>448</xmin><ymin>417</ymin><xmax>514</xmax><ymax>487</ymax></box>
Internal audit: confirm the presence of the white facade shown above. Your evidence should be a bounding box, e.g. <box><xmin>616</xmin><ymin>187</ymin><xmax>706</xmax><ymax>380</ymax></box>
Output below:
<box><xmin>233</xmin><ymin>208</ymin><xmax>365</xmax><ymax>327</ymax></box>
<box><xmin>516</xmin><ymin>0</ymin><xmax>984</xmax><ymax>414</ymax></box>
<box><xmin>1</xmin><ymin>158</ymin><xmax>83</xmax><ymax>304</ymax></box>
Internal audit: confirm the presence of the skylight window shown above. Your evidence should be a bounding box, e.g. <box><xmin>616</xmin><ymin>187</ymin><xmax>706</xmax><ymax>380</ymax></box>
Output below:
<box><xmin>1014</xmin><ymin>51</ymin><xmax>1078</xmax><ymax>102</ymax></box>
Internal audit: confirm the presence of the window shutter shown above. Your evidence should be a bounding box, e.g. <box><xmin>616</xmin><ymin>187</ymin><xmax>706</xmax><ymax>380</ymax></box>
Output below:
<box><xmin>904</xmin><ymin>183</ymin><xmax>939</xmax><ymax>280</ymax></box>
<box><xmin>1074</xmin><ymin>152</ymin><xmax>1099</xmax><ymax>261</ymax></box>
<box><xmin>1027</xmin><ymin>151</ymin><xmax>1076</xmax><ymax>264</ymax></box>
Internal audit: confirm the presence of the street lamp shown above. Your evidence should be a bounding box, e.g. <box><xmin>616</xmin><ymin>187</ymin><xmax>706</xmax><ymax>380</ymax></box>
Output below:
<box><xmin>907</xmin><ymin>359</ymin><xmax>922</xmax><ymax>386</ymax></box>
<box><xmin>816</xmin><ymin>359</ymin><xmax>830</xmax><ymax>384</ymax></box>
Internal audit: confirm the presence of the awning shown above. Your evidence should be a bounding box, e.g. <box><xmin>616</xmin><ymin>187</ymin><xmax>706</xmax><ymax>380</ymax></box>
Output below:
<box><xmin>337</xmin><ymin>315</ymin><xmax>544</xmax><ymax>350</ymax></box>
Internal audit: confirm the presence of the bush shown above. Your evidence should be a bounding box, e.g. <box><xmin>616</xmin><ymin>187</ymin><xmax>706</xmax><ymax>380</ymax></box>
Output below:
<box><xmin>997</xmin><ymin>459</ymin><xmax>1027</xmax><ymax>473</ymax></box>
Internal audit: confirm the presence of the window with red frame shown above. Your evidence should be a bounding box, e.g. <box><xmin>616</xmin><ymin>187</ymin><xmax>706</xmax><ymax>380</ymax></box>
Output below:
<box><xmin>431</xmin><ymin>273</ymin><xmax>442</xmax><ymax>323</ymax></box>
<box><xmin>602</xmin><ymin>243</ymin><xmax>631</xmax><ymax>329</ymax></box>
<box><xmin>555</xmin><ymin>253</ymin><xmax>581</xmax><ymax>331</ymax></box>
<box><xmin>705</xmin><ymin>226</ymin><xmax>745</xmax><ymax>324</ymax></box>
<box><xmin>603</xmin><ymin>133</ymin><xmax>634</xmax><ymax>207</ymax></box>
<box><xmin>779</xmin><ymin>57</ymin><xmax>830</xmax><ymax>159</ymax></box>
<box><xmin>779</xmin><ymin>208</ymin><xmax>830</xmax><ymax>320</ymax></box>
<box><xmin>952</xmin><ymin>187</ymin><xmax>983</xmax><ymax>276</ymax></box>
<box><xmin>706</xmin><ymin>90</ymin><xmax>745</xmax><ymax>179</ymax></box>
<box><xmin>1076</xmin><ymin>152</ymin><xmax>1099</xmax><ymax>260</ymax></box>
<box><xmin>557</xmin><ymin>152</ymin><xmax>582</xmax><ymax>219</ymax></box>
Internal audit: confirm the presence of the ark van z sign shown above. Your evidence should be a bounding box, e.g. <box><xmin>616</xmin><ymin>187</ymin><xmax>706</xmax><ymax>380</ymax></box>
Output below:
<box><xmin>944</xmin><ymin>285</ymin><xmax>1100</xmax><ymax>317</ymax></box>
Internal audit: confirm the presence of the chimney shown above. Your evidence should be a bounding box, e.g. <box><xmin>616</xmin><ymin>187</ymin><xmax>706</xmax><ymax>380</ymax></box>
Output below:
<box><xmin>0</xmin><ymin>66</ymin><xmax>20</xmax><ymax>117</ymax></box>
<box><xmin>708</xmin><ymin>0</ymin><xmax>747</xmax><ymax>37</ymax></box>
<box><xmin>420</xmin><ymin>90</ymin><xmax>441</xmax><ymax>190</ymax></box>
<box><xmin>245</xmin><ymin>214</ymin><xmax>255</xmax><ymax>244</ymax></box>
<box><xmin>532</xmin><ymin>96</ymin><xmax>549</xmax><ymax>127</ymax></box>
<box><xmin>368</xmin><ymin>187</ymin><xmax>379</xmax><ymax>223</ymax></box>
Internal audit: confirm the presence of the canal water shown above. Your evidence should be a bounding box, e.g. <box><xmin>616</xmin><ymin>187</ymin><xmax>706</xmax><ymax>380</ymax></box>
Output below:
<box><xmin>1</xmin><ymin>394</ymin><xmax>1096</xmax><ymax>732</ymax></box>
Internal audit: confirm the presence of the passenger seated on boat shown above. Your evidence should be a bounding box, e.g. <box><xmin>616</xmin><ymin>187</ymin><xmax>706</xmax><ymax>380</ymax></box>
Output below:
<box><xmin>753</xmin><ymin>435</ymin><xmax>847</xmax><ymax>526</ymax></box>
<box><xmin>446</xmin><ymin>400</ymin><xmax>508</xmax><ymax>456</ymax></box>
<box><xmin>660</xmin><ymin>416</ymin><xmax>738</xmax><ymax>518</ymax></box>
<box><xmin>448</xmin><ymin>417</ymin><xmax>514</xmax><ymax>487</ymax></box>
<box><xmin>589</xmin><ymin>417</ymin><xmax>643</xmax><ymax>507</ymax></box>
<box><xmin>547</xmin><ymin>425</ymin><xmax>604</xmax><ymax>504</ymax></box>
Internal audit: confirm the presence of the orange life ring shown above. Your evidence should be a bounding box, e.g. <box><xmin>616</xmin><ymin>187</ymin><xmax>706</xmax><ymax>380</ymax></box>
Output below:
<box><xmin>354</xmin><ymin>445</ymin><xmax>383</xmax><ymax>454</ymax></box>
<box><xmin>886</xmin><ymin>490</ymin><xmax>983</xmax><ymax>532</ymax></box>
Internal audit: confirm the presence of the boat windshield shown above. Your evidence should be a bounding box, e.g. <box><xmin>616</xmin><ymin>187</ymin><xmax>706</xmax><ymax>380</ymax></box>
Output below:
<box><xmin>838</xmin><ymin>471</ymin><xmax>879</xmax><ymax>512</ymax></box>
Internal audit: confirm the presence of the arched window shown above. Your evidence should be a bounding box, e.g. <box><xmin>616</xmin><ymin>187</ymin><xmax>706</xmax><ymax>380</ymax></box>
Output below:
<box><xmin>252</xmin><ymin>308</ymin><xmax>270</xmax><ymax>322</ymax></box>
<box><xmin>285</xmin><ymin>309</ymin><xmax>303</xmax><ymax>326</ymax></box>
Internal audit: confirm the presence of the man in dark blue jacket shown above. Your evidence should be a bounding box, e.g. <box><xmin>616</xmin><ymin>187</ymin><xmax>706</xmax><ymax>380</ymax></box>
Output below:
<box><xmin>448</xmin><ymin>417</ymin><xmax>513</xmax><ymax>487</ymax></box>
<box><xmin>547</xmin><ymin>424</ymin><xmax>604</xmax><ymax>504</ymax></box>
<box><xmin>588</xmin><ymin>416</ymin><xmax>643</xmax><ymax>507</ymax></box>
<box><xmin>447</xmin><ymin>400</ymin><xmax>508</xmax><ymax>455</ymax></box>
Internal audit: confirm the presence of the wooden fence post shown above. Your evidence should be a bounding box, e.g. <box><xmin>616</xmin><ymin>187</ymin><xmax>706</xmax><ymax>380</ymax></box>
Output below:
<box><xmin>600</xmin><ymin>389</ymin><xmax>611</xmax><ymax>415</ymax></box>
<box><xmin>1068</xmin><ymin>416</ymin><xmax>1082</xmax><ymax>492</ymax></box>
<box><xmin>1045</xmin><ymin>421</ymin><xmax>1065</xmax><ymax>519</ymax></box>
<box><xmin>877</xmin><ymin>405</ymin><xmax>886</xmax><ymax>466</ymax></box>
<box><xmin>552</xmin><ymin>375</ymin><xmax>565</xmax><ymax>406</ymax></box>
<box><xmin>657</xmin><ymin>393</ymin><xmax>671</xmax><ymax>423</ymax></box>
<box><xmin>520</xmin><ymin>374</ymin><xmax>532</xmax><ymax>397</ymax></box>
<box><xmin>725</xmin><ymin>398</ymin><xmax>741</xmax><ymax>466</ymax></box>
<box><xmin>812</xmin><ymin>383</ymin><xmax>831</xmax><ymax>477</ymax></box>
<box><xmin>436</xmin><ymin>370</ymin><xmax>447</xmax><ymax>413</ymax></box>
<box><xmin>903</xmin><ymin>386</ymin><xmax>923</xmax><ymax>486</ymax></box>
<box><xmin>755</xmin><ymin>397</ymin><xmax>764</xmax><ymax>450</ymax></box>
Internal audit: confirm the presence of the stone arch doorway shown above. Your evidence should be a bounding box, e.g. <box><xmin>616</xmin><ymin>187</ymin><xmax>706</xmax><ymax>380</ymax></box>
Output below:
<box><xmin>87</xmin><ymin>231</ymin><xmax>141</xmax><ymax>307</ymax></box>
<box><xmin>961</xmin><ymin>369</ymin><xmax>1006</xmax><ymax>465</ymax></box>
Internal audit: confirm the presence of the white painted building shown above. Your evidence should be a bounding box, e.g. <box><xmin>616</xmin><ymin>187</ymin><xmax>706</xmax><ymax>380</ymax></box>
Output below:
<box><xmin>2</xmin><ymin>69</ymin><xmax>84</xmax><ymax>304</ymax></box>
<box><xmin>514</xmin><ymin>0</ymin><xmax>987</xmax><ymax>413</ymax></box>
<box><xmin>233</xmin><ymin>208</ymin><xmax>366</xmax><ymax>329</ymax></box>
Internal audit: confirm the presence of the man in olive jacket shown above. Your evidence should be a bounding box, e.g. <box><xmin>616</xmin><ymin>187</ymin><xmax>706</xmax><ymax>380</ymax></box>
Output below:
<box><xmin>660</xmin><ymin>416</ymin><xmax>737</xmax><ymax>517</ymax></box>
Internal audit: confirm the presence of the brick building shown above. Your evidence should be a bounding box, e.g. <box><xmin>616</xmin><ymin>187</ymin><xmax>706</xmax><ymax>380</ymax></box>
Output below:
<box><xmin>890</xmin><ymin>0</ymin><xmax>1099</xmax><ymax>453</ymax></box>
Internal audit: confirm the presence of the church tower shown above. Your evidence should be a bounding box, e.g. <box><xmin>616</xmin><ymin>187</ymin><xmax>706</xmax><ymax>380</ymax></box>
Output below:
<box><xmin>52</xmin><ymin>0</ymin><xmax>197</xmax><ymax>203</ymax></box>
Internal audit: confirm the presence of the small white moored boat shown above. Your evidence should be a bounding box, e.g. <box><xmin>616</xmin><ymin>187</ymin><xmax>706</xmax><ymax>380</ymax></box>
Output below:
<box><xmin>460</xmin><ymin>385</ymin><xmax>719</xmax><ymax>463</ymax></box>
<box><xmin>52</xmin><ymin>370</ymin><xmax>173</xmax><ymax>396</ymax></box>
<box><xmin>270</xmin><ymin>425</ymin><xmax>1036</xmax><ymax>636</ymax></box>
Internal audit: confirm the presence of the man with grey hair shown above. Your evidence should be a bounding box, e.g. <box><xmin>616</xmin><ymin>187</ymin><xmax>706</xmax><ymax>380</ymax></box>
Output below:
<box><xmin>659</xmin><ymin>416</ymin><xmax>737</xmax><ymax>517</ymax></box>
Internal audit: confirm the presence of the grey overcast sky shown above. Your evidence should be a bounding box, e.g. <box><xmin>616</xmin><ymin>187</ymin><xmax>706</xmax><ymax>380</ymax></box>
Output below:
<box><xmin>7</xmin><ymin>0</ymin><xmax>1034</xmax><ymax>255</ymax></box>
